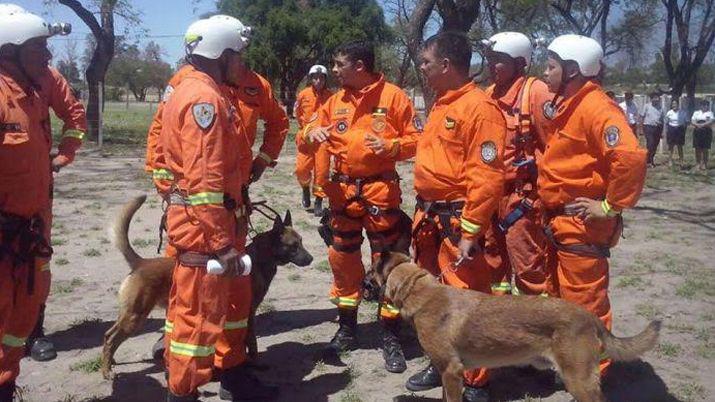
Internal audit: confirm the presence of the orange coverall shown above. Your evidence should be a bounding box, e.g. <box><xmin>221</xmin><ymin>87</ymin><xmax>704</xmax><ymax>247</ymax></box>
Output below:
<box><xmin>538</xmin><ymin>81</ymin><xmax>647</xmax><ymax>374</ymax></box>
<box><xmin>0</xmin><ymin>63</ymin><xmax>85</xmax><ymax>386</ymax></box>
<box><xmin>294</xmin><ymin>85</ymin><xmax>333</xmax><ymax>198</ymax></box>
<box><xmin>485</xmin><ymin>77</ymin><xmax>553</xmax><ymax>295</ymax></box>
<box><xmin>413</xmin><ymin>81</ymin><xmax>506</xmax><ymax>387</ymax></box>
<box><xmin>157</xmin><ymin>68</ymin><xmax>251</xmax><ymax>397</ymax></box>
<box><xmin>303</xmin><ymin>75</ymin><xmax>420</xmax><ymax>319</ymax></box>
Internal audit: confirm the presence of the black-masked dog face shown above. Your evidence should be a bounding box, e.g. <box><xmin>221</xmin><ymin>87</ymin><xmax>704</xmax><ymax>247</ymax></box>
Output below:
<box><xmin>271</xmin><ymin>211</ymin><xmax>313</xmax><ymax>267</ymax></box>
<box><xmin>363</xmin><ymin>251</ymin><xmax>411</xmax><ymax>300</ymax></box>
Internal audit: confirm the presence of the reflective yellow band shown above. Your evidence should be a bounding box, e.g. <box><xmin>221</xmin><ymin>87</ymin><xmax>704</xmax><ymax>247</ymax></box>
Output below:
<box><xmin>153</xmin><ymin>169</ymin><xmax>175</xmax><ymax>181</ymax></box>
<box><xmin>40</xmin><ymin>262</ymin><xmax>51</xmax><ymax>272</ymax></box>
<box><xmin>187</xmin><ymin>192</ymin><xmax>224</xmax><ymax>206</ymax></box>
<box><xmin>313</xmin><ymin>185</ymin><xmax>323</xmax><ymax>192</ymax></box>
<box><xmin>460</xmin><ymin>218</ymin><xmax>480</xmax><ymax>234</ymax></box>
<box><xmin>63</xmin><ymin>129</ymin><xmax>85</xmax><ymax>140</ymax></box>
<box><xmin>491</xmin><ymin>282</ymin><xmax>512</xmax><ymax>293</ymax></box>
<box><xmin>164</xmin><ymin>320</ymin><xmax>174</xmax><ymax>334</ymax></box>
<box><xmin>224</xmin><ymin>319</ymin><xmax>248</xmax><ymax>330</ymax></box>
<box><xmin>2</xmin><ymin>334</ymin><xmax>26</xmax><ymax>348</ymax></box>
<box><xmin>330</xmin><ymin>297</ymin><xmax>359</xmax><ymax>308</ymax></box>
<box><xmin>169</xmin><ymin>340</ymin><xmax>215</xmax><ymax>357</ymax></box>
<box><xmin>600</xmin><ymin>350</ymin><xmax>609</xmax><ymax>361</ymax></box>
<box><xmin>257</xmin><ymin>151</ymin><xmax>273</xmax><ymax>164</ymax></box>
<box><xmin>381</xmin><ymin>303</ymin><xmax>400</xmax><ymax>315</ymax></box>
<box><xmin>601</xmin><ymin>200</ymin><xmax>620</xmax><ymax>217</ymax></box>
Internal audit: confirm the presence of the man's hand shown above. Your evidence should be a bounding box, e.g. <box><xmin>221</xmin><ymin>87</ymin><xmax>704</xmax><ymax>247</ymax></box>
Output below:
<box><xmin>51</xmin><ymin>155</ymin><xmax>66</xmax><ymax>173</ymax></box>
<box><xmin>217</xmin><ymin>247</ymin><xmax>241</xmax><ymax>276</ymax></box>
<box><xmin>456</xmin><ymin>237</ymin><xmax>479</xmax><ymax>265</ymax></box>
<box><xmin>565</xmin><ymin>197</ymin><xmax>608</xmax><ymax>220</ymax></box>
<box><xmin>249</xmin><ymin>157</ymin><xmax>268</xmax><ymax>183</ymax></box>
<box><xmin>364</xmin><ymin>133</ymin><xmax>387</xmax><ymax>155</ymax></box>
<box><xmin>307</xmin><ymin>124</ymin><xmax>333</xmax><ymax>144</ymax></box>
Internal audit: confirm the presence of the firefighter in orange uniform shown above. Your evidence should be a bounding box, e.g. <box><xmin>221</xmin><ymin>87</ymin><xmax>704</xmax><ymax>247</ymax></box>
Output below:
<box><xmin>295</xmin><ymin>64</ymin><xmax>333</xmax><ymax>216</ymax></box>
<box><xmin>407</xmin><ymin>32</ymin><xmax>506</xmax><ymax>402</ymax></box>
<box><xmin>156</xmin><ymin>15</ymin><xmax>276</xmax><ymax>402</ymax></box>
<box><xmin>0</xmin><ymin>6</ymin><xmax>85</xmax><ymax>399</ymax></box>
<box><xmin>541</xmin><ymin>34</ymin><xmax>647</xmax><ymax>377</ymax></box>
<box><xmin>305</xmin><ymin>41</ymin><xmax>420</xmax><ymax>374</ymax></box>
<box><xmin>481</xmin><ymin>32</ymin><xmax>553</xmax><ymax>296</ymax></box>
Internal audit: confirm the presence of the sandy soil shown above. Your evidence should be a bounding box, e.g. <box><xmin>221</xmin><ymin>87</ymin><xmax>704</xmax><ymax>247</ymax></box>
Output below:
<box><xmin>14</xmin><ymin>140</ymin><xmax>715</xmax><ymax>402</ymax></box>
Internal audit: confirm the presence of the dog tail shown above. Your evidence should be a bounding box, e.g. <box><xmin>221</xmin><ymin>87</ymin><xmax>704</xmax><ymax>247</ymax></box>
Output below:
<box><xmin>598</xmin><ymin>319</ymin><xmax>661</xmax><ymax>361</ymax></box>
<box><xmin>111</xmin><ymin>195</ymin><xmax>147</xmax><ymax>270</ymax></box>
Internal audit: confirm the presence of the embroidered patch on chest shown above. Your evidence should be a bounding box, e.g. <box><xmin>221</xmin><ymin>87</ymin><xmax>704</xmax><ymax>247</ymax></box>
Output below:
<box><xmin>336</xmin><ymin>119</ymin><xmax>349</xmax><ymax>134</ymax></box>
<box><xmin>542</xmin><ymin>101</ymin><xmax>556</xmax><ymax>120</ymax></box>
<box><xmin>445</xmin><ymin>117</ymin><xmax>456</xmax><ymax>129</ymax></box>
<box><xmin>481</xmin><ymin>141</ymin><xmax>497</xmax><ymax>163</ymax></box>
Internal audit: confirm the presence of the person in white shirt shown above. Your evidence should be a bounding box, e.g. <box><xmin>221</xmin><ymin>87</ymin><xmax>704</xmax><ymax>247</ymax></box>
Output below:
<box><xmin>691</xmin><ymin>99</ymin><xmax>714</xmax><ymax>171</ymax></box>
<box><xmin>665</xmin><ymin>99</ymin><xmax>687</xmax><ymax>167</ymax></box>
<box><xmin>620</xmin><ymin>91</ymin><xmax>639</xmax><ymax>136</ymax></box>
<box><xmin>640</xmin><ymin>93</ymin><xmax>665</xmax><ymax>167</ymax></box>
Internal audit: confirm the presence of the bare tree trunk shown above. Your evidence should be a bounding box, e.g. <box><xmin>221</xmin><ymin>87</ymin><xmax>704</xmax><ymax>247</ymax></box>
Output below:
<box><xmin>399</xmin><ymin>0</ymin><xmax>437</xmax><ymax>112</ymax></box>
<box><xmin>59</xmin><ymin>0</ymin><xmax>116</xmax><ymax>142</ymax></box>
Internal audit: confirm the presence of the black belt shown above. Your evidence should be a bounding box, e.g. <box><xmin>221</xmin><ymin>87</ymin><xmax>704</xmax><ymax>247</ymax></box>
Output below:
<box><xmin>330</xmin><ymin>171</ymin><xmax>399</xmax><ymax>185</ymax></box>
<box><xmin>0</xmin><ymin>211</ymin><xmax>53</xmax><ymax>295</ymax></box>
<box><xmin>542</xmin><ymin>205</ymin><xmax>610</xmax><ymax>258</ymax></box>
<box><xmin>413</xmin><ymin>196</ymin><xmax>464</xmax><ymax>250</ymax></box>
<box><xmin>415</xmin><ymin>196</ymin><xmax>464</xmax><ymax>216</ymax></box>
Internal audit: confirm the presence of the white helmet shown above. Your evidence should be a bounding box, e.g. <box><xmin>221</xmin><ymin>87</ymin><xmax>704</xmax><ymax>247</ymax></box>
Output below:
<box><xmin>184</xmin><ymin>15</ymin><xmax>251</xmax><ymax>60</ymax></box>
<box><xmin>308</xmin><ymin>64</ymin><xmax>327</xmax><ymax>76</ymax></box>
<box><xmin>547</xmin><ymin>34</ymin><xmax>603</xmax><ymax>78</ymax></box>
<box><xmin>0</xmin><ymin>3</ymin><xmax>25</xmax><ymax>15</ymax></box>
<box><xmin>483</xmin><ymin>32</ymin><xmax>533</xmax><ymax>67</ymax></box>
<box><xmin>0</xmin><ymin>6</ymin><xmax>71</xmax><ymax>49</ymax></box>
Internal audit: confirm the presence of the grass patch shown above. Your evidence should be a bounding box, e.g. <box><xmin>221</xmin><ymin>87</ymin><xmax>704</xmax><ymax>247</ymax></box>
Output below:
<box><xmin>314</xmin><ymin>260</ymin><xmax>331</xmax><ymax>273</ymax></box>
<box><xmin>131</xmin><ymin>238</ymin><xmax>154</xmax><ymax>248</ymax></box>
<box><xmin>99</xmin><ymin>237</ymin><xmax>111</xmax><ymax>244</ymax></box>
<box><xmin>287</xmin><ymin>272</ymin><xmax>301</xmax><ymax>282</ymax></box>
<box><xmin>657</xmin><ymin>341</ymin><xmax>681</xmax><ymax>358</ymax></box>
<box><xmin>55</xmin><ymin>257</ymin><xmax>70</xmax><ymax>266</ymax></box>
<box><xmin>51</xmin><ymin>238</ymin><xmax>67</xmax><ymax>246</ymax></box>
<box><xmin>53</xmin><ymin>278</ymin><xmax>84</xmax><ymax>294</ymax></box>
<box><xmin>69</xmin><ymin>355</ymin><xmax>102</xmax><ymax>374</ymax></box>
<box><xmin>635</xmin><ymin>303</ymin><xmax>660</xmax><ymax>320</ymax></box>
<box><xmin>82</xmin><ymin>248</ymin><xmax>102</xmax><ymax>257</ymax></box>
<box><xmin>257</xmin><ymin>302</ymin><xmax>275</xmax><ymax>314</ymax></box>
<box><xmin>675</xmin><ymin>271</ymin><xmax>715</xmax><ymax>299</ymax></box>
<box><xmin>339</xmin><ymin>391</ymin><xmax>363</xmax><ymax>402</ymax></box>
<box><xmin>675</xmin><ymin>381</ymin><xmax>707</xmax><ymax>402</ymax></box>
<box><xmin>616</xmin><ymin>275</ymin><xmax>642</xmax><ymax>288</ymax></box>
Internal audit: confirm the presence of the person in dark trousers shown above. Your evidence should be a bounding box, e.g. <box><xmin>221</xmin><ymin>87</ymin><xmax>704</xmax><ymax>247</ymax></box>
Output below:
<box><xmin>665</xmin><ymin>99</ymin><xmax>687</xmax><ymax>168</ymax></box>
<box><xmin>691</xmin><ymin>100</ymin><xmax>714</xmax><ymax>171</ymax></box>
<box><xmin>640</xmin><ymin>93</ymin><xmax>665</xmax><ymax>167</ymax></box>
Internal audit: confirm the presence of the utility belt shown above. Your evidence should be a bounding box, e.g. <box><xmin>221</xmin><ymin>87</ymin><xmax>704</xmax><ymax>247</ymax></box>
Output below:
<box><xmin>177</xmin><ymin>251</ymin><xmax>213</xmax><ymax>268</ymax></box>
<box><xmin>0</xmin><ymin>210</ymin><xmax>52</xmax><ymax>294</ymax></box>
<box><xmin>413</xmin><ymin>195</ymin><xmax>465</xmax><ymax>247</ymax></box>
<box><xmin>542</xmin><ymin>205</ymin><xmax>622</xmax><ymax>259</ymax></box>
<box><xmin>498</xmin><ymin>197</ymin><xmax>535</xmax><ymax>233</ymax></box>
<box><xmin>168</xmin><ymin>193</ymin><xmax>247</xmax><ymax>218</ymax></box>
<box><xmin>330</xmin><ymin>171</ymin><xmax>401</xmax><ymax>219</ymax></box>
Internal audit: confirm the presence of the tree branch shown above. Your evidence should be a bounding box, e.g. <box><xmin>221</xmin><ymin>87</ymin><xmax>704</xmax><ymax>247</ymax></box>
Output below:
<box><xmin>58</xmin><ymin>0</ymin><xmax>102</xmax><ymax>38</ymax></box>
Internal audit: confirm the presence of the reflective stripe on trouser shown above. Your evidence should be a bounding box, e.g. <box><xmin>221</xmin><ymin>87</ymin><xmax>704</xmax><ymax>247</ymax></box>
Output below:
<box><xmin>295</xmin><ymin>149</ymin><xmax>327</xmax><ymax>198</ymax></box>
<box><xmin>545</xmin><ymin>215</ymin><xmax>613</xmax><ymax>375</ymax></box>
<box><xmin>0</xmin><ymin>260</ymin><xmax>51</xmax><ymax>386</ymax></box>
<box><xmin>167</xmin><ymin>262</ymin><xmax>229</xmax><ymax>396</ymax></box>
<box><xmin>412</xmin><ymin>209</ymin><xmax>491</xmax><ymax>387</ymax></box>
<box><xmin>483</xmin><ymin>223</ymin><xmax>511</xmax><ymax>296</ymax></box>
<box><xmin>328</xmin><ymin>210</ymin><xmax>401</xmax><ymax>319</ymax></box>
<box><xmin>214</xmin><ymin>275</ymin><xmax>251</xmax><ymax>370</ymax></box>
<box><xmin>499</xmin><ymin>192</ymin><xmax>550</xmax><ymax>295</ymax></box>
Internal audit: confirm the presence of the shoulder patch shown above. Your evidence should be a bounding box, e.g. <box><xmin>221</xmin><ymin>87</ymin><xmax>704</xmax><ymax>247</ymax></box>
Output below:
<box><xmin>481</xmin><ymin>141</ymin><xmax>497</xmax><ymax>163</ymax></box>
<box><xmin>244</xmin><ymin>87</ymin><xmax>259</xmax><ymax>96</ymax></box>
<box><xmin>445</xmin><ymin>117</ymin><xmax>456</xmax><ymax>130</ymax></box>
<box><xmin>413</xmin><ymin>116</ymin><xmax>424</xmax><ymax>132</ymax></box>
<box><xmin>162</xmin><ymin>85</ymin><xmax>174</xmax><ymax>103</ymax></box>
<box><xmin>192</xmin><ymin>103</ymin><xmax>216</xmax><ymax>130</ymax></box>
<box><xmin>604</xmin><ymin>126</ymin><xmax>620</xmax><ymax>148</ymax></box>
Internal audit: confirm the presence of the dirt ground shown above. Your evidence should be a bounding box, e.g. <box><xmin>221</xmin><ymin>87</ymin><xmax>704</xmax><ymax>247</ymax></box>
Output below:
<box><xmin>14</xmin><ymin>139</ymin><xmax>715</xmax><ymax>402</ymax></box>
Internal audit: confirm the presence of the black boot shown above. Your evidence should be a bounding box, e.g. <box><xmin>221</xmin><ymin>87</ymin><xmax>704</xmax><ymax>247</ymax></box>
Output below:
<box><xmin>0</xmin><ymin>381</ymin><xmax>14</xmax><ymax>402</ymax></box>
<box><xmin>381</xmin><ymin>319</ymin><xmax>406</xmax><ymax>373</ymax></box>
<box><xmin>27</xmin><ymin>304</ymin><xmax>57</xmax><ymax>362</ymax></box>
<box><xmin>313</xmin><ymin>196</ymin><xmax>324</xmax><ymax>217</ymax></box>
<box><xmin>405</xmin><ymin>363</ymin><xmax>441</xmax><ymax>391</ymax></box>
<box><xmin>152</xmin><ymin>333</ymin><xmax>166</xmax><ymax>361</ymax></box>
<box><xmin>301</xmin><ymin>186</ymin><xmax>311</xmax><ymax>209</ymax></box>
<box><xmin>166</xmin><ymin>391</ymin><xmax>199</xmax><ymax>402</ymax></box>
<box><xmin>219</xmin><ymin>364</ymin><xmax>279</xmax><ymax>401</ymax></box>
<box><xmin>325</xmin><ymin>308</ymin><xmax>358</xmax><ymax>353</ymax></box>
<box><xmin>463</xmin><ymin>384</ymin><xmax>489</xmax><ymax>402</ymax></box>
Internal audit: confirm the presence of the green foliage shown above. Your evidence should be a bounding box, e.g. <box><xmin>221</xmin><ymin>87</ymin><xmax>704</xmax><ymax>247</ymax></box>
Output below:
<box><xmin>106</xmin><ymin>40</ymin><xmax>173</xmax><ymax>101</ymax></box>
<box><xmin>217</xmin><ymin>0</ymin><xmax>392</xmax><ymax>98</ymax></box>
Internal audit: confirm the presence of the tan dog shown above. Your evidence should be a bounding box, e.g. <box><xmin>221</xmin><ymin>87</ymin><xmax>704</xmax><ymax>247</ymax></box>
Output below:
<box><xmin>101</xmin><ymin>195</ymin><xmax>313</xmax><ymax>379</ymax></box>
<box><xmin>367</xmin><ymin>252</ymin><xmax>661</xmax><ymax>402</ymax></box>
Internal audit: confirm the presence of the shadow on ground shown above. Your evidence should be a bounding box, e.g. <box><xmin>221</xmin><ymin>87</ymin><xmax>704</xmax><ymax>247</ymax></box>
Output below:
<box><xmin>49</xmin><ymin>318</ymin><xmax>163</xmax><ymax>353</ymax></box>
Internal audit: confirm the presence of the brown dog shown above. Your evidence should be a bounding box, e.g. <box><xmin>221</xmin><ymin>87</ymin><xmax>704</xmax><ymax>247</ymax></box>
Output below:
<box><xmin>101</xmin><ymin>195</ymin><xmax>313</xmax><ymax>379</ymax></box>
<box><xmin>367</xmin><ymin>252</ymin><xmax>661</xmax><ymax>402</ymax></box>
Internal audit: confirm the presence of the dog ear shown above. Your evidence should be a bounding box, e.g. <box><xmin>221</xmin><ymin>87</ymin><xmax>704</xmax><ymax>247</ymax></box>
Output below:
<box><xmin>272</xmin><ymin>215</ymin><xmax>284</xmax><ymax>232</ymax></box>
<box><xmin>283</xmin><ymin>210</ymin><xmax>292</xmax><ymax>227</ymax></box>
<box><xmin>374</xmin><ymin>250</ymin><xmax>390</xmax><ymax>275</ymax></box>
